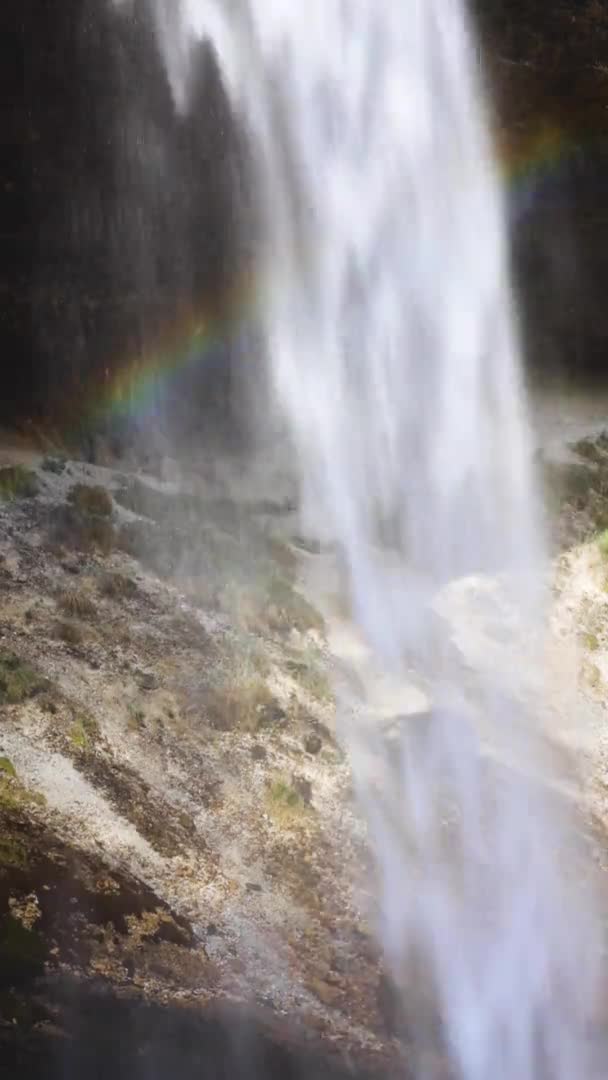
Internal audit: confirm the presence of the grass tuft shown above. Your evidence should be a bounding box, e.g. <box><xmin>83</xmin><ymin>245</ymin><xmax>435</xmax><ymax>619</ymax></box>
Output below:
<box><xmin>206</xmin><ymin>677</ymin><xmax>277</xmax><ymax>733</ymax></box>
<box><xmin>265</xmin><ymin>776</ymin><xmax>309</xmax><ymax>826</ymax></box>
<box><xmin>99</xmin><ymin>572</ymin><xmax>138</xmax><ymax>601</ymax></box>
<box><xmin>0</xmin><ymin>653</ymin><xmax>48</xmax><ymax>705</ymax></box>
<box><xmin>57</xmin><ymin>586</ymin><xmax>96</xmax><ymax>619</ymax></box>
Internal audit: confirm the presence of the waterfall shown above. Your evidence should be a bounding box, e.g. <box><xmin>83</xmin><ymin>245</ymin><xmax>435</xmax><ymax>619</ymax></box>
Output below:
<box><xmin>154</xmin><ymin>2</ymin><xmax>603</xmax><ymax>1074</ymax></box>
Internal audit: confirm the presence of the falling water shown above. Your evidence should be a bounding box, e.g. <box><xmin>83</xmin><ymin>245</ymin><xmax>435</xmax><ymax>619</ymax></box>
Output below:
<box><xmin>154</xmin><ymin>1</ymin><xmax>603</xmax><ymax>1075</ymax></box>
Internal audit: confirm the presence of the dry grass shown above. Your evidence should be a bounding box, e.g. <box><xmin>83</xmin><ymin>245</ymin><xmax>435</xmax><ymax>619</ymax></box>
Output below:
<box><xmin>220</xmin><ymin>576</ymin><xmax>325</xmax><ymax>638</ymax></box>
<box><xmin>56</xmin><ymin>586</ymin><xmax>96</xmax><ymax>619</ymax></box>
<box><xmin>205</xmin><ymin>676</ymin><xmax>276</xmax><ymax>733</ymax></box>
<box><xmin>99</xmin><ymin>572</ymin><xmax>138</xmax><ymax>601</ymax></box>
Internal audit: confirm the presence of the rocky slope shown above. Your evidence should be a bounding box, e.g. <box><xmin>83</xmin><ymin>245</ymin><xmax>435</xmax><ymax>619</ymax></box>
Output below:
<box><xmin>3</xmin><ymin>426</ymin><xmax>608</xmax><ymax>1076</ymax></box>
<box><xmin>0</xmin><ymin>441</ymin><xmax>401</xmax><ymax>1076</ymax></box>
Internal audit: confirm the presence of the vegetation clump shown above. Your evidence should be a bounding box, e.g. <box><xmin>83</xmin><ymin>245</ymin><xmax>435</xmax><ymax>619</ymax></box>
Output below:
<box><xmin>265</xmin><ymin>776</ymin><xmax>308</xmax><ymax>825</ymax></box>
<box><xmin>205</xmin><ymin>678</ymin><xmax>276</xmax><ymax>733</ymax></box>
<box><xmin>286</xmin><ymin>648</ymin><xmax>334</xmax><ymax>704</ymax></box>
<box><xmin>55</xmin><ymin>620</ymin><xmax>85</xmax><ymax>647</ymax></box>
<box><xmin>99</xmin><ymin>572</ymin><xmax>138</xmax><ymax>600</ymax></box>
<box><xmin>584</xmin><ymin>632</ymin><xmax>600</xmax><ymax>652</ymax></box>
<box><xmin>0</xmin><ymin>768</ymin><xmax>45</xmax><ymax>813</ymax></box>
<box><xmin>0</xmin><ymin>465</ymin><xmax>39</xmax><ymax>502</ymax></box>
<box><xmin>69</xmin><ymin>711</ymin><xmax>99</xmax><ymax>751</ymax></box>
<box><xmin>598</xmin><ymin>529</ymin><xmax>608</xmax><ymax>558</ymax></box>
<box><xmin>68</xmin><ymin>483</ymin><xmax>113</xmax><ymax>518</ymax></box>
<box><xmin>0</xmin><ymin>652</ymin><xmax>48</xmax><ymax>705</ymax></box>
<box><xmin>57</xmin><ymin>586</ymin><xmax>97</xmax><ymax>619</ymax></box>
<box><xmin>573</xmin><ymin>437</ymin><xmax>606</xmax><ymax>466</ymax></box>
<box><xmin>265</xmin><ymin>577</ymin><xmax>326</xmax><ymax>636</ymax></box>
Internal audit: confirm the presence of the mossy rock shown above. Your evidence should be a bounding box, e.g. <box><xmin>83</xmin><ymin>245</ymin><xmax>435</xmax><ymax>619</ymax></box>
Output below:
<box><xmin>0</xmin><ymin>465</ymin><xmax>39</xmax><ymax>502</ymax></box>
<box><xmin>0</xmin><ymin>757</ymin><xmax>17</xmax><ymax>779</ymax></box>
<box><xmin>0</xmin><ymin>652</ymin><xmax>48</xmax><ymax>706</ymax></box>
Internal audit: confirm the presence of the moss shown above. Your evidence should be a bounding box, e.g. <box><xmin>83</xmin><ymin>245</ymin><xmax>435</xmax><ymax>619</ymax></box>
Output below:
<box><xmin>69</xmin><ymin>711</ymin><xmax>99</xmax><ymax>751</ymax></box>
<box><xmin>0</xmin><ymin>834</ymin><xmax>29</xmax><ymax>869</ymax></box>
<box><xmin>0</xmin><ymin>775</ymin><xmax>45</xmax><ymax>812</ymax></box>
<box><xmin>0</xmin><ymin>652</ymin><xmax>48</xmax><ymax>705</ymax></box>
<box><xmin>0</xmin><ymin>756</ymin><xmax>17</xmax><ymax>779</ymax></box>
<box><xmin>55</xmin><ymin>620</ymin><xmax>85</xmax><ymax>646</ymax></box>
<box><xmin>265</xmin><ymin>776</ymin><xmax>309</xmax><ymax>825</ymax></box>
<box><xmin>68</xmin><ymin>483</ymin><xmax>113</xmax><ymax>518</ymax></box>
<box><xmin>57</xmin><ymin>586</ymin><xmax>97</xmax><ymax>619</ymax></box>
<box><xmin>598</xmin><ymin>530</ymin><xmax>608</xmax><ymax>558</ymax></box>
<box><xmin>0</xmin><ymin>465</ymin><xmax>39</xmax><ymax>502</ymax></box>
<box><xmin>584</xmin><ymin>632</ymin><xmax>601</xmax><ymax>652</ymax></box>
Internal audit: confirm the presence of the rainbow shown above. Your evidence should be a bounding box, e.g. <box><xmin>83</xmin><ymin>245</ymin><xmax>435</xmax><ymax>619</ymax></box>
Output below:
<box><xmin>74</xmin><ymin>270</ymin><xmax>260</xmax><ymax>441</ymax></box>
<box><xmin>500</xmin><ymin>124</ymin><xmax>580</xmax><ymax>224</ymax></box>
<box><xmin>76</xmin><ymin>125</ymin><xmax>580</xmax><ymax>438</ymax></box>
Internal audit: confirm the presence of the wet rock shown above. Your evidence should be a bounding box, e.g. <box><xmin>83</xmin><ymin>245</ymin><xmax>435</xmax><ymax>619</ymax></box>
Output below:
<box><xmin>251</xmin><ymin>744</ymin><xmax>267</xmax><ymax>762</ymax></box>
<box><xmin>137</xmin><ymin>671</ymin><xmax>159</xmax><ymax>692</ymax></box>
<box><xmin>304</xmin><ymin>733</ymin><xmax>323</xmax><ymax>756</ymax></box>
<box><xmin>292</xmin><ymin>775</ymin><xmax>313</xmax><ymax>806</ymax></box>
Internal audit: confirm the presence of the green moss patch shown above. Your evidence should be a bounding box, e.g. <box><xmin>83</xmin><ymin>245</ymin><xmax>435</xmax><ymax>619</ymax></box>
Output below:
<box><xmin>0</xmin><ymin>757</ymin><xmax>17</xmax><ymax>779</ymax></box>
<box><xmin>69</xmin><ymin>711</ymin><xmax>99</xmax><ymax>752</ymax></box>
<box><xmin>0</xmin><ymin>652</ymin><xmax>48</xmax><ymax>706</ymax></box>
<box><xmin>0</xmin><ymin>465</ymin><xmax>39</xmax><ymax>502</ymax></box>
<box><xmin>598</xmin><ymin>529</ymin><xmax>608</xmax><ymax>557</ymax></box>
<box><xmin>265</xmin><ymin>776</ymin><xmax>311</xmax><ymax>826</ymax></box>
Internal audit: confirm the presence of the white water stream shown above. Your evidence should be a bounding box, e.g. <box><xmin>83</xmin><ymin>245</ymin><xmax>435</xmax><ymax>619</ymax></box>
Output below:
<box><xmin>152</xmin><ymin>1</ymin><xmax>603</xmax><ymax>1075</ymax></box>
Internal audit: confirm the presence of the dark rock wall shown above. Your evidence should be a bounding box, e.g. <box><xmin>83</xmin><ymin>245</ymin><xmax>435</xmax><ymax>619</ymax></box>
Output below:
<box><xmin>3</xmin><ymin>0</ymin><xmax>257</xmax><ymax>444</ymax></box>
<box><xmin>476</xmin><ymin>0</ymin><xmax>608</xmax><ymax>384</ymax></box>
<box><xmin>5</xmin><ymin>0</ymin><xmax>608</xmax><ymax>441</ymax></box>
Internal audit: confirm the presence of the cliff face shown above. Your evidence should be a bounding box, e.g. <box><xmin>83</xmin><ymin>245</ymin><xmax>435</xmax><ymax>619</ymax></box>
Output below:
<box><xmin>3</xmin><ymin>0</ymin><xmax>256</xmax><ymax>442</ymax></box>
<box><xmin>476</xmin><ymin>0</ymin><xmax>608</xmax><ymax>383</ymax></box>
<box><xmin>6</xmin><ymin>0</ymin><xmax>608</xmax><ymax>442</ymax></box>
